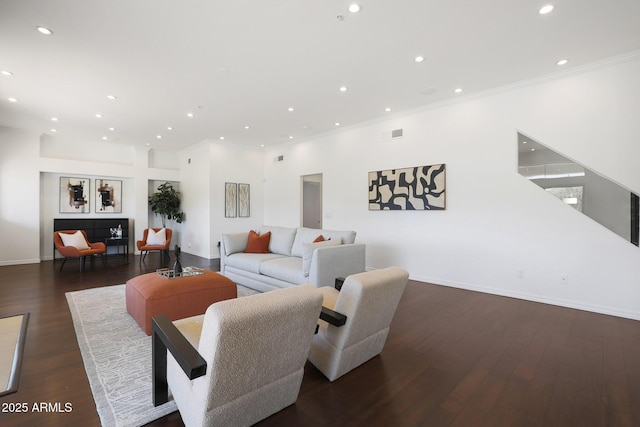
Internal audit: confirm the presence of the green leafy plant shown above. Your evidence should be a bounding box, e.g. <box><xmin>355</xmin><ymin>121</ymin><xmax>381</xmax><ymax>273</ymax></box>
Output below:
<box><xmin>148</xmin><ymin>182</ymin><xmax>185</xmax><ymax>226</ymax></box>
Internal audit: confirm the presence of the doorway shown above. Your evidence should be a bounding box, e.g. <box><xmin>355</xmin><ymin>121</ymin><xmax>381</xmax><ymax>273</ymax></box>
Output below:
<box><xmin>302</xmin><ymin>174</ymin><xmax>323</xmax><ymax>229</ymax></box>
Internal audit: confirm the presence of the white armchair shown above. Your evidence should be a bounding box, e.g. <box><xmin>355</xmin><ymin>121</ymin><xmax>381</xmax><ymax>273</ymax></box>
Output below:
<box><xmin>152</xmin><ymin>284</ymin><xmax>323</xmax><ymax>427</ymax></box>
<box><xmin>308</xmin><ymin>267</ymin><xmax>409</xmax><ymax>382</ymax></box>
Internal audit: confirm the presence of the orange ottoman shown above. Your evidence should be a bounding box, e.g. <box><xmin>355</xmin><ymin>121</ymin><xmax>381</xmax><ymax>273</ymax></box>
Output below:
<box><xmin>126</xmin><ymin>269</ymin><xmax>237</xmax><ymax>335</ymax></box>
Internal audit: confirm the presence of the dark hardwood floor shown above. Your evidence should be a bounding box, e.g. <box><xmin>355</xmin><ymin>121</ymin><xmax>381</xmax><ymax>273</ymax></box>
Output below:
<box><xmin>1</xmin><ymin>252</ymin><xmax>640</xmax><ymax>426</ymax></box>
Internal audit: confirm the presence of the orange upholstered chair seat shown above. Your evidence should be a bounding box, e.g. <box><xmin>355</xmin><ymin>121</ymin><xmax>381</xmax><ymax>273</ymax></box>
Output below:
<box><xmin>54</xmin><ymin>230</ymin><xmax>106</xmax><ymax>271</ymax></box>
<box><xmin>137</xmin><ymin>228</ymin><xmax>172</xmax><ymax>262</ymax></box>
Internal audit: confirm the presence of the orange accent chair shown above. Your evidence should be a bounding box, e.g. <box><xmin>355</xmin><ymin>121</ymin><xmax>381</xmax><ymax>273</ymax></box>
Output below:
<box><xmin>137</xmin><ymin>228</ymin><xmax>172</xmax><ymax>262</ymax></box>
<box><xmin>54</xmin><ymin>230</ymin><xmax>107</xmax><ymax>272</ymax></box>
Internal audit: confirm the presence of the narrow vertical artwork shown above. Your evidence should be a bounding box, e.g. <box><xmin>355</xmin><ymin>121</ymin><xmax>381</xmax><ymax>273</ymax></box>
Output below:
<box><xmin>368</xmin><ymin>164</ymin><xmax>446</xmax><ymax>210</ymax></box>
<box><xmin>95</xmin><ymin>179</ymin><xmax>122</xmax><ymax>213</ymax></box>
<box><xmin>225</xmin><ymin>183</ymin><xmax>237</xmax><ymax>217</ymax></box>
<box><xmin>238</xmin><ymin>183</ymin><xmax>250</xmax><ymax>217</ymax></box>
<box><xmin>60</xmin><ymin>177</ymin><xmax>90</xmax><ymax>213</ymax></box>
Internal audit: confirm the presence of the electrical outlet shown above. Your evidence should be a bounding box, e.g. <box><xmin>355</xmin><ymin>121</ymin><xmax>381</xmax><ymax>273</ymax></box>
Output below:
<box><xmin>560</xmin><ymin>274</ymin><xmax>569</xmax><ymax>284</ymax></box>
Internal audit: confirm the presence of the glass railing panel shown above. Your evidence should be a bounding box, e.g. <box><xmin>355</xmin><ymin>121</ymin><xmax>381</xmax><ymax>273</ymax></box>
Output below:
<box><xmin>517</xmin><ymin>132</ymin><xmax>639</xmax><ymax>246</ymax></box>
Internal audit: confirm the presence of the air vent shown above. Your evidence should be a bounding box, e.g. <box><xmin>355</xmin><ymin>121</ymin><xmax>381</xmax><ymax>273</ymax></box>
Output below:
<box><xmin>392</xmin><ymin>129</ymin><xmax>403</xmax><ymax>138</ymax></box>
<box><xmin>273</xmin><ymin>155</ymin><xmax>284</xmax><ymax>162</ymax></box>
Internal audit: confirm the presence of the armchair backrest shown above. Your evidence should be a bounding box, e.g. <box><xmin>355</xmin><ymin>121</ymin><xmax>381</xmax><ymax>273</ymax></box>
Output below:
<box><xmin>142</xmin><ymin>227</ymin><xmax>172</xmax><ymax>248</ymax></box>
<box><xmin>327</xmin><ymin>266</ymin><xmax>409</xmax><ymax>350</ymax></box>
<box><xmin>195</xmin><ymin>284</ymin><xmax>322</xmax><ymax>409</ymax></box>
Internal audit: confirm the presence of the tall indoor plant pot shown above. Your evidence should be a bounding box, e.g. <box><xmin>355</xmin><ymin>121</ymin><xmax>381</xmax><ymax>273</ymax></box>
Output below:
<box><xmin>148</xmin><ymin>182</ymin><xmax>185</xmax><ymax>227</ymax></box>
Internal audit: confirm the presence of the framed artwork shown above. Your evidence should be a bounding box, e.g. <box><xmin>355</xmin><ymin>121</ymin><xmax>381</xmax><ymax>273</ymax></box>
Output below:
<box><xmin>238</xmin><ymin>183</ymin><xmax>250</xmax><ymax>217</ymax></box>
<box><xmin>60</xmin><ymin>177</ymin><xmax>90</xmax><ymax>213</ymax></box>
<box><xmin>225</xmin><ymin>183</ymin><xmax>237</xmax><ymax>217</ymax></box>
<box><xmin>95</xmin><ymin>179</ymin><xmax>122</xmax><ymax>213</ymax></box>
<box><xmin>368</xmin><ymin>164</ymin><xmax>446</xmax><ymax>210</ymax></box>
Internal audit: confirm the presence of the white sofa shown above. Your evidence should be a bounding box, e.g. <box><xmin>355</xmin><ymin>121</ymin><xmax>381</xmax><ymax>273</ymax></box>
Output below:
<box><xmin>220</xmin><ymin>226</ymin><xmax>366</xmax><ymax>292</ymax></box>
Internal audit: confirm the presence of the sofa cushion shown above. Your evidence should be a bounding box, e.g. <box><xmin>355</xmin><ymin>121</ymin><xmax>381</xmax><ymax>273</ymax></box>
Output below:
<box><xmin>222</xmin><ymin>232</ymin><xmax>249</xmax><ymax>256</ymax></box>
<box><xmin>258</xmin><ymin>226</ymin><xmax>297</xmax><ymax>256</ymax></box>
<box><xmin>245</xmin><ymin>230</ymin><xmax>271</xmax><ymax>253</ymax></box>
<box><xmin>291</xmin><ymin>227</ymin><xmax>324</xmax><ymax>257</ymax></box>
<box><xmin>224</xmin><ymin>252</ymin><xmax>286</xmax><ymax>274</ymax></box>
<box><xmin>302</xmin><ymin>239</ymin><xmax>341</xmax><ymax>276</ymax></box>
<box><xmin>322</xmin><ymin>229</ymin><xmax>357</xmax><ymax>245</ymax></box>
<box><xmin>259</xmin><ymin>257</ymin><xmax>306</xmax><ymax>284</ymax></box>
<box><xmin>292</xmin><ymin>227</ymin><xmax>356</xmax><ymax>257</ymax></box>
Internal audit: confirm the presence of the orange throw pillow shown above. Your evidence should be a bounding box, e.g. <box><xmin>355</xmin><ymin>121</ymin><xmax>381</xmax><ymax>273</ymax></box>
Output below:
<box><xmin>313</xmin><ymin>235</ymin><xmax>325</xmax><ymax>243</ymax></box>
<box><xmin>245</xmin><ymin>230</ymin><xmax>271</xmax><ymax>253</ymax></box>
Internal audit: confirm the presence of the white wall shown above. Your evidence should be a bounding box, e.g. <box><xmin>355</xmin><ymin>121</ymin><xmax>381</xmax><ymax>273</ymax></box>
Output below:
<box><xmin>178</xmin><ymin>140</ymin><xmax>265</xmax><ymax>259</ymax></box>
<box><xmin>0</xmin><ymin>127</ymin><xmax>40</xmax><ymax>265</ymax></box>
<box><xmin>262</xmin><ymin>55</ymin><xmax>640</xmax><ymax>320</ymax></box>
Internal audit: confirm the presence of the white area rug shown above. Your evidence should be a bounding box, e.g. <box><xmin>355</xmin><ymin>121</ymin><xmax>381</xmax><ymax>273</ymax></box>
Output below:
<box><xmin>0</xmin><ymin>313</ymin><xmax>28</xmax><ymax>396</ymax></box>
<box><xmin>66</xmin><ymin>283</ymin><xmax>258</xmax><ymax>427</ymax></box>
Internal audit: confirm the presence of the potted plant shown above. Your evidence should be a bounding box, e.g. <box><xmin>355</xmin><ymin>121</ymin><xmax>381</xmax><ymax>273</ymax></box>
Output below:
<box><xmin>148</xmin><ymin>182</ymin><xmax>185</xmax><ymax>227</ymax></box>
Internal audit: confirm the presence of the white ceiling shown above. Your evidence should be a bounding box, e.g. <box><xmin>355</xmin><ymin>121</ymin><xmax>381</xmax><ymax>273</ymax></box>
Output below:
<box><xmin>1</xmin><ymin>0</ymin><xmax>639</xmax><ymax>151</ymax></box>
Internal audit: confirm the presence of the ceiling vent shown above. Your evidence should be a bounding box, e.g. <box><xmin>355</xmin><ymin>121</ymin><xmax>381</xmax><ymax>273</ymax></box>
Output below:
<box><xmin>273</xmin><ymin>155</ymin><xmax>284</xmax><ymax>162</ymax></box>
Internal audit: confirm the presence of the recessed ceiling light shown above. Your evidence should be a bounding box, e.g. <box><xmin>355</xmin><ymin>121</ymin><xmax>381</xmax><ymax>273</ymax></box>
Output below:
<box><xmin>454</xmin><ymin>88</ymin><xmax>463</xmax><ymax>93</ymax></box>
<box><xmin>36</xmin><ymin>26</ymin><xmax>53</xmax><ymax>35</ymax></box>
<box><xmin>339</xmin><ymin>86</ymin><xmax>348</xmax><ymax>92</ymax></box>
<box><xmin>244</xmin><ymin>125</ymin><xmax>251</xmax><ymax>130</ymax></box>
<box><xmin>106</xmin><ymin>95</ymin><xmax>117</xmax><ymax>100</ymax></box>
<box><xmin>156</xmin><ymin>135</ymin><xmax>162</xmax><ymax>139</ymax></box>
<box><xmin>51</xmin><ymin>117</ymin><xmax>59</xmax><ymax>122</ymax></box>
<box><xmin>384</xmin><ymin>107</ymin><xmax>391</xmax><ymax>112</ymax></box>
<box><xmin>531</xmin><ymin>148</ymin><xmax>536</xmax><ymax>151</ymax></box>
<box><xmin>95</xmin><ymin>113</ymin><xmax>103</xmax><ymax>118</ymax></box>
<box><xmin>102</xmin><ymin>136</ymin><xmax>108</xmax><ymax>140</ymax></box>
<box><xmin>146</xmin><ymin>142</ymin><xmax>151</xmax><ymax>146</ymax></box>
<box><xmin>288</xmin><ymin>107</ymin><xmax>294</xmax><ymax>112</ymax></box>
<box><xmin>288</xmin><ymin>136</ymin><xmax>294</xmax><ymax>140</ymax></box>
<box><xmin>556</xmin><ymin>59</ymin><xmax>569</xmax><ymax>66</ymax></box>
<box><xmin>348</xmin><ymin>3</ymin><xmax>362</xmax><ymax>13</ymax></box>
<box><xmin>260</xmin><ymin>144</ymin><xmax>265</xmax><ymax>147</ymax></box>
<box><xmin>51</xmin><ymin>129</ymin><xmax>57</xmax><ymax>133</ymax></box>
<box><xmin>109</xmin><ymin>127</ymin><xmax>115</xmax><ymax>131</ymax></box>
<box><xmin>7</xmin><ymin>97</ymin><xmax>18</xmax><ymax>103</ymax></box>
<box><xmin>539</xmin><ymin>5</ymin><xmax>554</xmax><ymax>15</ymax></box>
<box><xmin>187</xmin><ymin>113</ymin><xmax>194</xmax><ymax>118</ymax></box>
<box><xmin>1</xmin><ymin>70</ymin><xmax>13</xmax><ymax>76</ymax></box>
<box><xmin>219</xmin><ymin>136</ymin><xmax>225</xmax><ymax>140</ymax></box>
<box><xmin>414</xmin><ymin>56</ymin><xmax>425</xmax><ymax>63</ymax></box>
<box><xmin>334</xmin><ymin>122</ymin><xmax>341</xmax><ymax>126</ymax></box>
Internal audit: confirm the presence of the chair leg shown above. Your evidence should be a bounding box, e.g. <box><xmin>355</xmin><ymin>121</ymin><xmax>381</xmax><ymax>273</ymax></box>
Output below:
<box><xmin>60</xmin><ymin>258</ymin><xmax>66</xmax><ymax>271</ymax></box>
<box><xmin>80</xmin><ymin>257</ymin><xmax>85</xmax><ymax>272</ymax></box>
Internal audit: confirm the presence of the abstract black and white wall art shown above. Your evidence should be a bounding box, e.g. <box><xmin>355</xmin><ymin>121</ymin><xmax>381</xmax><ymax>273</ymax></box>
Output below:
<box><xmin>60</xmin><ymin>177</ymin><xmax>90</xmax><ymax>213</ymax></box>
<box><xmin>95</xmin><ymin>179</ymin><xmax>122</xmax><ymax>213</ymax></box>
<box><xmin>368</xmin><ymin>164</ymin><xmax>446</xmax><ymax>210</ymax></box>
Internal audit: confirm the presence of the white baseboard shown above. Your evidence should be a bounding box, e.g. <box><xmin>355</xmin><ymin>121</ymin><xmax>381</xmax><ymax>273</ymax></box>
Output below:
<box><xmin>0</xmin><ymin>259</ymin><xmax>41</xmax><ymax>266</ymax></box>
<box><xmin>409</xmin><ymin>273</ymin><xmax>640</xmax><ymax>322</ymax></box>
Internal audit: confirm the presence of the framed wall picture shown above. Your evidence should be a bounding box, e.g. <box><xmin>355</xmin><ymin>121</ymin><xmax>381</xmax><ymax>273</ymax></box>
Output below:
<box><xmin>60</xmin><ymin>177</ymin><xmax>90</xmax><ymax>213</ymax></box>
<box><xmin>368</xmin><ymin>164</ymin><xmax>446</xmax><ymax>210</ymax></box>
<box><xmin>225</xmin><ymin>182</ymin><xmax>237</xmax><ymax>218</ymax></box>
<box><xmin>238</xmin><ymin>183</ymin><xmax>250</xmax><ymax>217</ymax></box>
<box><xmin>95</xmin><ymin>179</ymin><xmax>122</xmax><ymax>213</ymax></box>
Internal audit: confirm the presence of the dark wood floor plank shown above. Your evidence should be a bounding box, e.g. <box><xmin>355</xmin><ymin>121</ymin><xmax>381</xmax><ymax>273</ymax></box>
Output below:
<box><xmin>2</xmin><ymin>254</ymin><xmax>640</xmax><ymax>427</ymax></box>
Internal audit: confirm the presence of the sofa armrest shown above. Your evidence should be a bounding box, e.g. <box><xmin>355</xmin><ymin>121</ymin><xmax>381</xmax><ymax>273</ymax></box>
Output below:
<box><xmin>220</xmin><ymin>232</ymin><xmax>249</xmax><ymax>274</ymax></box>
<box><xmin>308</xmin><ymin>243</ymin><xmax>366</xmax><ymax>288</ymax></box>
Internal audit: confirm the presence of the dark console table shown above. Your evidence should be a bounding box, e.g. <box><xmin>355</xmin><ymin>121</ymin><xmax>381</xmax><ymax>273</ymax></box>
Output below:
<box><xmin>54</xmin><ymin>218</ymin><xmax>130</xmax><ymax>260</ymax></box>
